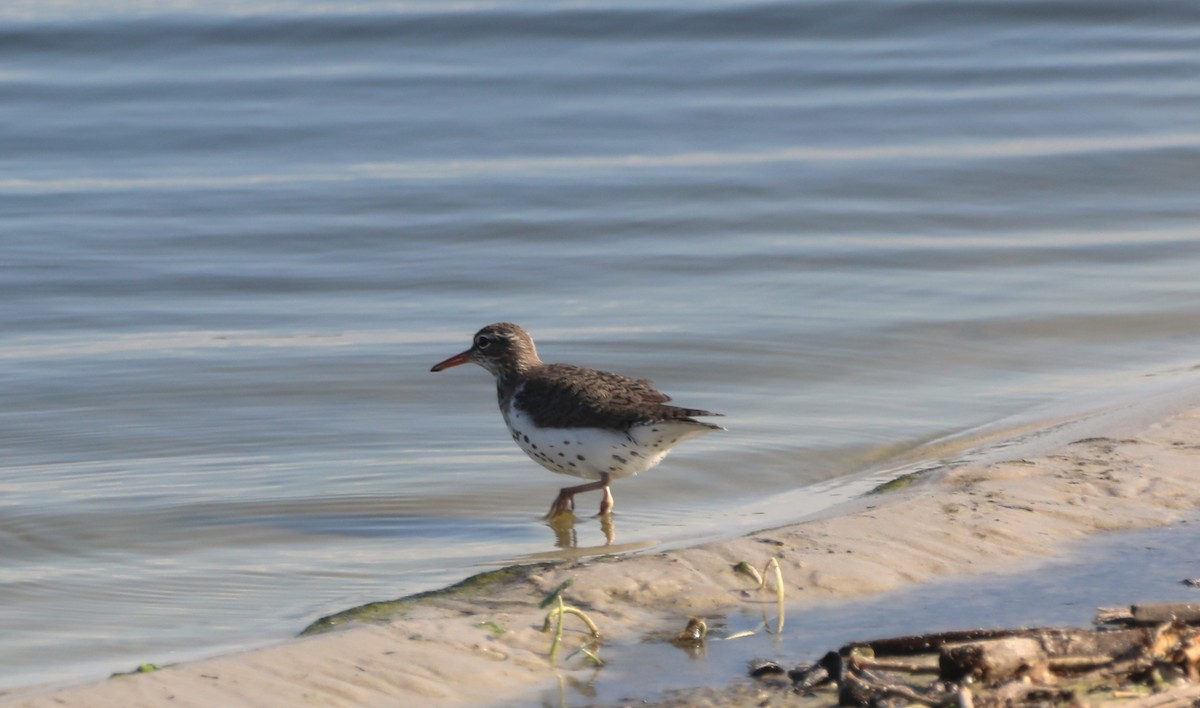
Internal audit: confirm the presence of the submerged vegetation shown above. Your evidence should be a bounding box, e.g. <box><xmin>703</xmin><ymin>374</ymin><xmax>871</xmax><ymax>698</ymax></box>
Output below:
<box><xmin>300</xmin><ymin>562</ymin><xmax>555</xmax><ymax>636</ymax></box>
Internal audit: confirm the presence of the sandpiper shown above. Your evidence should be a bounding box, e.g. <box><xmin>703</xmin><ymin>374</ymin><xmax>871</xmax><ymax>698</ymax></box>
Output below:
<box><xmin>430</xmin><ymin>323</ymin><xmax>723</xmax><ymax>518</ymax></box>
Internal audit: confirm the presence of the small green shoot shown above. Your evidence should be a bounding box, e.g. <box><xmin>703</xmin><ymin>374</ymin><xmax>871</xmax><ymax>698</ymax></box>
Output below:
<box><xmin>538</xmin><ymin>578</ymin><xmax>575</xmax><ymax>609</ymax></box>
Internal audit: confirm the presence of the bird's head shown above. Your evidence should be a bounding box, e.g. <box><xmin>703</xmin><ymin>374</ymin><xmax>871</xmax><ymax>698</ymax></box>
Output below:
<box><xmin>430</xmin><ymin>322</ymin><xmax>541</xmax><ymax>377</ymax></box>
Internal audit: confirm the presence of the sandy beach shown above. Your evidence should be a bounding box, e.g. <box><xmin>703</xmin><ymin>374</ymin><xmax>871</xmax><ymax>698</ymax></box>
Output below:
<box><xmin>6</xmin><ymin>388</ymin><xmax>1200</xmax><ymax>707</ymax></box>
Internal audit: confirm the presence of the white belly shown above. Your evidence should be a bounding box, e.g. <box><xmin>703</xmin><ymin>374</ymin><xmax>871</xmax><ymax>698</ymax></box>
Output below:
<box><xmin>501</xmin><ymin>402</ymin><xmax>716</xmax><ymax>481</ymax></box>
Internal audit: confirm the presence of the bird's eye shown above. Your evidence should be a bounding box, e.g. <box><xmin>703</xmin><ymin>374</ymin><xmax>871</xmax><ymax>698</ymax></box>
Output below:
<box><xmin>475</xmin><ymin>335</ymin><xmax>492</xmax><ymax>349</ymax></box>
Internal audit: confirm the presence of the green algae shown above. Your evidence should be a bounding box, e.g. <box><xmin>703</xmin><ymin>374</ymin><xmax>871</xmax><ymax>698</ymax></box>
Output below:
<box><xmin>300</xmin><ymin>562</ymin><xmax>555</xmax><ymax>636</ymax></box>
<box><xmin>475</xmin><ymin>620</ymin><xmax>507</xmax><ymax>636</ymax></box>
<box><xmin>111</xmin><ymin>662</ymin><xmax>165</xmax><ymax>678</ymax></box>
<box><xmin>867</xmin><ymin>468</ymin><xmax>930</xmax><ymax>495</ymax></box>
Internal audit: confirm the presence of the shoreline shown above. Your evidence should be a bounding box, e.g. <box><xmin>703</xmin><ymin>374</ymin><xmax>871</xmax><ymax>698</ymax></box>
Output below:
<box><xmin>6</xmin><ymin>387</ymin><xmax>1200</xmax><ymax>706</ymax></box>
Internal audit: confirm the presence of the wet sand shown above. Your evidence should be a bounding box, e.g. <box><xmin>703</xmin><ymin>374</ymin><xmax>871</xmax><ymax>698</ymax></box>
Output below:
<box><xmin>5</xmin><ymin>393</ymin><xmax>1200</xmax><ymax>707</ymax></box>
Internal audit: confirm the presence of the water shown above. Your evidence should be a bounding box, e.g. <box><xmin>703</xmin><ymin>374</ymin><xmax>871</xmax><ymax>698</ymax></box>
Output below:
<box><xmin>2</xmin><ymin>0</ymin><xmax>1199</xmax><ymax>690</ymax></box>
<box><xmin>558</xmin><ymin>519</ymin><xmax>1200</xmax><ymax>705</ymax></box>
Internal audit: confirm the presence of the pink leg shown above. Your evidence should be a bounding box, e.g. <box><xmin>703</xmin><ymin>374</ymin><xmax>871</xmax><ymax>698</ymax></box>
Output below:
<box><xmin>599</xmin><ymin>485</ymin><xmax>614</xmax><ymax>516</ymax></box>
<box><xmin>545</xmin><ymin>473</ymin><xmax>612</xmax><ymax>519</ymax></box>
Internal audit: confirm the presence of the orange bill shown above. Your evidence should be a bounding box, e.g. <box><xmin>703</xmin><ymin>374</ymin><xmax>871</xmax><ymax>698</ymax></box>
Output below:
<box><xmin>430</xmin><ymin>349</ymin><xmax>472</xmax><ymax>372</ymax></box>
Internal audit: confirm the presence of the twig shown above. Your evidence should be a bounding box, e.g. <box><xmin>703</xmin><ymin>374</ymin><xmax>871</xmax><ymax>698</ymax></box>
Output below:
<box><xmin>763</xmin><ymin>557</ymin><xmax>785</xmax><ymax>634</ymax></box>
<box><xmin>578</xmin><ymin>645</ymin><xmax>605</xmax><ymax>666</ymax></box>
<box><xmin>733</xmin><ymin>561</ymin><xmax>764</xmax><ymax>586</ymax></box>
<box><xmin>548</xmin><ymin>595</ymin><xmax>565</xmax><ymax>665</ymax></box>
<box><xmin>541</xmin><ymin>605</ymin><xmax>601</xmax><ymax>638</ymax></box>
<box><xmin>539</xmin><ymin>578</ymin><xmax>575</xmax><ymax>609</ymax></box>
<box><xmin>851</xmin><ymin>656</ymin><xmax>940</xmax><ymax>674</ymax></box>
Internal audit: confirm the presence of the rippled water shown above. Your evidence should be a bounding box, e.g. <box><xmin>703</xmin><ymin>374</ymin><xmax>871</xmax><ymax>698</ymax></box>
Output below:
<box><xmin>2</xmin><ymin>0</ymin><xmax>1199</xmax><ymax>690</ymax></box>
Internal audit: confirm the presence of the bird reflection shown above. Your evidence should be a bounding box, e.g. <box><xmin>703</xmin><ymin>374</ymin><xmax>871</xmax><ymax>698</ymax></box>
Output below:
<box><xmin>511</xmin><ymin>514</ymin><xmax>656</xmax><ymax>565</ymax></box>
<box><xmin>546</xmin><ymin>512</ymin><xmax>616</xmax><ymax>549</ymax></box>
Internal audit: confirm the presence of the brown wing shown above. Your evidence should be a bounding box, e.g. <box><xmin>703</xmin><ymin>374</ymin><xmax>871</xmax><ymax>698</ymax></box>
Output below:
<box><xmin>516</xmin><ymin>364</ymin><xmax>720</xmax><ymax>430</ymax></box>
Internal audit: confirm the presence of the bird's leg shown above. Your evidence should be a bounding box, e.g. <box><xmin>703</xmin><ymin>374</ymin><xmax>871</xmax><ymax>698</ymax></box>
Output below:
<box><xmin>599</xmin><ymin>484</ymin><xmax>614</xmax><ymax>516</ymax></box>
<box><xmin>545</xmin><ymin>473</ymin><xmax>612</xmax><ymax>520</ymax></box>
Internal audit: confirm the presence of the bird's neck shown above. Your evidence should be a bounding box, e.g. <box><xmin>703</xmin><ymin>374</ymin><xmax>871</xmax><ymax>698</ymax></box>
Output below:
<box><xmin>495</xmin><ymin>372</ymin><xmax>522</xmax><ymax>412</ymax></box>
<box><xmin>491</xmin><ymin>351</ymin><xmax>541</xmax><ymax>407</ymax></box>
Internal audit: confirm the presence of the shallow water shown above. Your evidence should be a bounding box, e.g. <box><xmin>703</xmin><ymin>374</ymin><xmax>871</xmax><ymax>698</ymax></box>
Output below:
<box><xmin>556</xmin><ymin>519</ymin><xmax>1200</xmax><ymax>706</ymax></box>
<box><xmin>3</xmin><ymin>0</ymin><xmax>1200</xmax><ymax>689</ymax></box>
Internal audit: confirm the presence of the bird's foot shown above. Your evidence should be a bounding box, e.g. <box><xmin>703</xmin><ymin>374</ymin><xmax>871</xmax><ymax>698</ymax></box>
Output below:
<box><xmin>545</xmin><ymin>490</ymin><xmax>576</xmax><ymax>520</ymax></box>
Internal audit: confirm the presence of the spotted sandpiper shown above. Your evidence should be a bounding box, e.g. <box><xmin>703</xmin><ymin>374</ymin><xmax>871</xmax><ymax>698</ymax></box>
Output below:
<box><xmin>430</xmin><ymin>323</ymin><xmax>723</xmax><ymax>518</ymax></box>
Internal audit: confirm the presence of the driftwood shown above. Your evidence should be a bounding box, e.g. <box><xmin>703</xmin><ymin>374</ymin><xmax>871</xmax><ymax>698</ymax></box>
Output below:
<box><xmin>1098</xmin><ymin>602</ymin><xmax>1200</xmax><ymax>626</ymax></box>
<box><xmin>852</xmin><ymin>655</ymin><xmax>941</xmax><ymax>675</ymax></box>
<box><xmin>1038</xmin><ymin>626</ymin><xmax>1150</xmax><ymax>661</ymax></box>
<box><xmin>843</xmin><ymin>627</ymin><xmax>1037</xmax><ymax>656</ymax></box>
<box><xmin>940</xmin><ymin>636</ymin><xmax>1047</xmax><ymax>682</ymax></box>
<box><xmin>750</xmin><ymin>603</ymin><xmax>1200</xmax><ymax>707</ymax></box>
